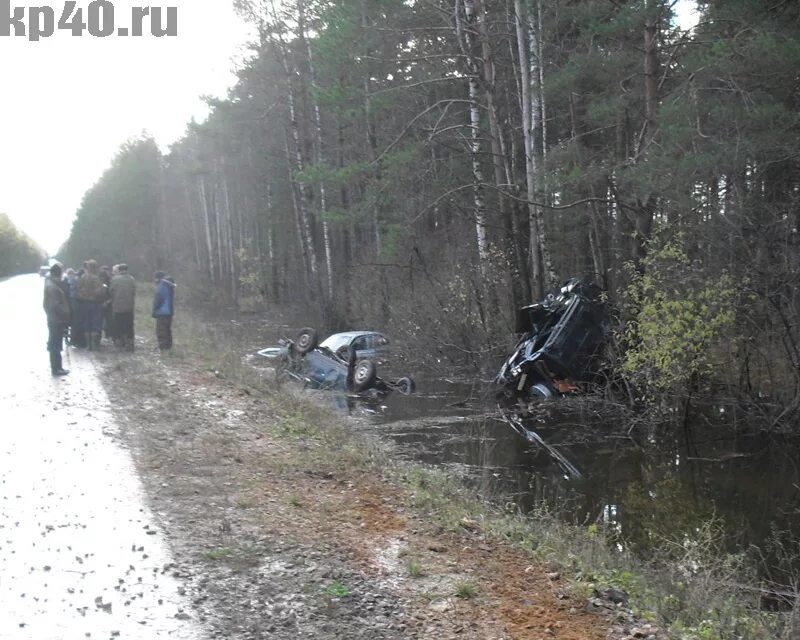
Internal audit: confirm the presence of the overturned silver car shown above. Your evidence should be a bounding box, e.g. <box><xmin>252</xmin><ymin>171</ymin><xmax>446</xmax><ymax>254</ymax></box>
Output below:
<box><xmin>495</xmin><ymin>279</ymin><xmax>609</xmax><ymax>399</ymax></box>
<box><xmin>259</xmin><ymin>328</ymin><xmax>415</xmax><ymax>396</ymax></box>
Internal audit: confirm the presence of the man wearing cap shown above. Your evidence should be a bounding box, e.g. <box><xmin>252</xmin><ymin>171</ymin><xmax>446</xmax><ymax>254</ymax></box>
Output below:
<box><xmin>110</xmin><ymin>263</ymin><xmax>136</xmax><ymax>351</ymax></box>
<box><xmin>43</xmin><ymin>263</ymin><xmax>70</xmax><ymax>376</ymax></box>
<box><xmin>152</xmin><ymin>271</ymin><xmax>176</xmax><ymax>350</ymax></box>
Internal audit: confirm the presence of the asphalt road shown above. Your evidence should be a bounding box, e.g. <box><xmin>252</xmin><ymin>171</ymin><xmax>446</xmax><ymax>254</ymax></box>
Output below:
<box><xmin>0</xmin><ymin>274</ymin><xmax>203</xmax><ymax>639</ymax></box>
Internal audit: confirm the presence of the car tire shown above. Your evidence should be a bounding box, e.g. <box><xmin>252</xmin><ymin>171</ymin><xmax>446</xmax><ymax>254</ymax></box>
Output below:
<box><xmin>529</xmin><ymin>382</ymin><xmax>555</xmax><ymax>398</ymax></box>
<box><xmin>352</xmin><ymin>359</ymin><xmax>377</xmax><ymax>392</ymax></box>
<box><xmin>394</xmin><ymin>376</ymin><xmax>415</xmax><ymax>395</ymax></box>
<box><xmin>295</xmin><ymin>327</ymin><xmax>318</xmax><ymax>355</ymax></box>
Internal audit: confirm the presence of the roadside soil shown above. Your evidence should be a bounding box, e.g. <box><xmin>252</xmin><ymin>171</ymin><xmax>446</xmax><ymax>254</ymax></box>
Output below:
<box><xmin>93</xmin><ymin>330</ymin><xmax>635</xmax><ymax>640</ymax></box>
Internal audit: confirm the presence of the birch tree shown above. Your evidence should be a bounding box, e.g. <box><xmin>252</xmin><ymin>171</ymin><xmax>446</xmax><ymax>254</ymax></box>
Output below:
<box><xmin>456</xmin><ymin>0</ymin><xmax>490</xmax><ymax>275</ymax></box>
<box><xmin>513</xmin><ymin>0</ymin><xmax>544</xmax><ymax>299</ymax></box>
<box><xmin>298</xmin><ymin>0</ymin><xmax>334</xmax><ymax>300</ymax></box>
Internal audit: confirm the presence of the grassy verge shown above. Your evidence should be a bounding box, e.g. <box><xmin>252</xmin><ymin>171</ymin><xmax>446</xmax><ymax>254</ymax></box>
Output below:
<box><xmin>128</xmin><ymin>292</ymin><xmax>798</xmax><ymax>639</ymax></box>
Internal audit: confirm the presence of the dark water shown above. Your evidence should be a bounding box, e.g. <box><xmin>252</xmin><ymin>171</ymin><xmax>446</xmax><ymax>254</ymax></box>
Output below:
<box><xmin>325</xmin><ymin>371</ymin><xmax>800</xmax><ymax>567</ymax></box>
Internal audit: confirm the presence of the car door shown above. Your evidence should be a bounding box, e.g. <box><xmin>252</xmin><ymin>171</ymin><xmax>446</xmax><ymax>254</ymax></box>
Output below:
<box><xmin>351</xmin><ymin>335</ymin><xmax>370</xmax><ymax>359</ymax></box>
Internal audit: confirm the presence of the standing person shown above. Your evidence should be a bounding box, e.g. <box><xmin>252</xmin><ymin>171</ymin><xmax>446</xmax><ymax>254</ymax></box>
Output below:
<box><xmin>43</xmin><ymin>263</ymin><xmax>70</xmax><ymax>376</ymax></box>
<box><xmin>63</xmin><ymin>267</ymin><xmax>83</xmax><ymax>347</ymax></box>
<box><xmin>152</xmin><ymin>271</ymin><xmax>176</xmax><ymax>351</ymax></box>
<box><xmin>110</xmin><ymin>264</ymin><xmax>136</xmax><ymax>351</ymax></box>
<box><xmin>76</xmin><ymin>259</ymin><xmax>107</xmax><ymax>350</ymax></box>
<box><xmin>99</xmin><ymin>265</ymin><xmax>113</xmax><ymax>343</ymax></box>
<box><xmin>70</xmin><ymin>266</ymin><xmax>87</xmax><ymax>348</ymax></box>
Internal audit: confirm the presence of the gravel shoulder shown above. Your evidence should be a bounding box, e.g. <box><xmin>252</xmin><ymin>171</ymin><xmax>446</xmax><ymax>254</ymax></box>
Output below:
<box><xmin>94</xmin><ymin>332</ymin><xmax>628</xmax><ymax>640</ymax></box>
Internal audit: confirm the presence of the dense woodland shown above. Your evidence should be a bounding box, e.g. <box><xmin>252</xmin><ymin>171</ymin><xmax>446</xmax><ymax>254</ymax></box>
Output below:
<box><xmin>0</xmin><ymin>214</ymin><xmax>45</xmax><ymax>279</ymax></box>
<box><xmin>60</xmin><ymin>0</ymin><xmax>800</xmax><ymax>420</ymax></box>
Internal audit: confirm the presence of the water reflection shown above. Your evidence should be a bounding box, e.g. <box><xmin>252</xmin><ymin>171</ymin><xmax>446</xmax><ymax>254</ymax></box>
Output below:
<box><xmin>340</xmin><ymin>372</ymin><xmax>800</xmax><ymax>568</ymax></box>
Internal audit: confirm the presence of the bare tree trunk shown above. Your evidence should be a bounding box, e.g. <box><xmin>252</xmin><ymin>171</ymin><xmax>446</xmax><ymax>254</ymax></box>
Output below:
<box><xmin>220</xmin><ymin>168</ymin><xmax>238</xmax><ymax>300</ymax></box>
<box><xmin>337</xmin><ymin>104</ymin><xmax>353</xmax><ymax>323</ymax></box>
<box><xmin>527</xmin><ymin>6</ymin><xmax>556</xmax><ymax>290</ymax></box>
<box><xmin>265</xmin><ymin>182</ymin><xmax>276</xmax><ymax>300</ymax></box>
<box><xmin>622</xmin><ymin>0</ymin><xmax>660</xmax><ymax>265</ymax></box>
<box><xmin>284</xmin><ymin>134</ymin><xmax>311</xmax><ymax>290</ymax></box>
<box><xmin>361</xmin><ymin>1</ymin><xmax>391</xmax><ymax>324</ymax></box>
<box><xmin>212</xmin><ymin>168</ymin><xmax>227</xmax><ymax>291</ymax></box>
<box><xmin>361</xmin><ymin>0</ymin><xmax>383</xmax><ymax>257</ymax></box>
<box><xmin>477</xmin><ymin>0</ymin><xmax>525</xmax><ymax>310</ymax></box>
<box><xmin>502</xmin><ymin>20</ymin><xmax>531</xmax><ymax>293</ymax></box>
<box><xmin>477</xmin><ymin>0</ymin><xmax>506</xmax><ymax>216</ymax></box>
<box><xmin>266</xmin><ymin>10</ymin><xmax>320</xmax><ymax>292</ymax></box>
<box><xmin>299</xmin><ymin>0</ymin><xmax>334</xmax><ymax>301</ymax></box>
<box><xmin>569</xmin><ymin>93</ymin><xmax>607</xmax><ymax>287</ymax></box>
<box><xmin>198</xmin><ymin>174</ymin><xmax>216</xmax><ymax>282</ymax></box>
<box><xmin>513</xmin><ymin>0</ymin><xmax>543</xmax><ymax>299</ymax></box>
<box><xmin>536</xmin><ymin>0</ymin><xmax>547</xmax><ymax>164</ymax></box>
<box><xmin>458</xmin><ymin>0</ymin><xmax>490</xmax><ymax>275</ymax></box>
<box><xmin>182</xmin><ymin>176</ymin><xmax>202</xmax><ymax>271</ymax></box>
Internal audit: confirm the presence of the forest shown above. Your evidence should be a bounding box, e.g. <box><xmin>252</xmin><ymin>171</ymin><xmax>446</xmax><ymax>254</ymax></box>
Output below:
<box><xmin>0</xmin><ymin>213</ymin><xmax>45</xmax><ymax>279</ymax></box>
<box><xmin>59</xmin><ymin>0</ymin><xmax>800</xmax><ymax>421</ymax></box>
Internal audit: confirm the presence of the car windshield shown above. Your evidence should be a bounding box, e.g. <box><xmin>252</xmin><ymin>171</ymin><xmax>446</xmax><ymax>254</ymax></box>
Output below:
<box><xmin>319</xmin><ymin>334</ymin><xmax>354</xmax><ymax>352</ymax></box>
<box><xmin>319</xmin><ymin>332</ymin><xmax>389</xmax><ymax>353</ymax></box>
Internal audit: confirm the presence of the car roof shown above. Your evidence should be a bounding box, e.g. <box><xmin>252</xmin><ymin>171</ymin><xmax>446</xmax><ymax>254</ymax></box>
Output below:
<box><xmin>319</xmin><ymin>331</ymin><xmax>386</xmax><ymax>350</ymax></box>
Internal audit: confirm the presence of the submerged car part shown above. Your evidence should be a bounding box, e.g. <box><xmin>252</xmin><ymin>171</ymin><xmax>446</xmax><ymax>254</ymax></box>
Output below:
<box><xmin>500</xmin><ymin>409</ymin><xmax>582</xmax><ymax>478</ymax></box>
<box><xmin>495</xmin><ymin>278</ymin><xmax>608</xmax><ymax>399</ymax></box>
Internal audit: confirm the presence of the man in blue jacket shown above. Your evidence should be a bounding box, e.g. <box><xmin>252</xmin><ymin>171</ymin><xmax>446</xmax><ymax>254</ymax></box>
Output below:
<box><xmin>152</xmin><ymin>271</ymin><xmax>176</xmax><ymax>350</ymax></box>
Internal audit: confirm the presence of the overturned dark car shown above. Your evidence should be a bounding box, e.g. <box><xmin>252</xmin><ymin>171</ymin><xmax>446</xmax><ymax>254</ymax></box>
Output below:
<box><xmin>260</xmin><ymin>328</ymin><xmax>415</xmax><ymax>397</ymax></box>
<box><xmin>495</xmin><ymin>278</ymin><xmax>609</xmax><ymax>399</ymax></box>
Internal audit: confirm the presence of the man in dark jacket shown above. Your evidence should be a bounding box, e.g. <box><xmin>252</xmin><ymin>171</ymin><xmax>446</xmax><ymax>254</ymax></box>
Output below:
<box><xmin>152</xmin><ymin>271</ymin><xmax>176</xmax><ymax>350</ymax></box>
<box><xmin>99</xmin><ymin>265</ymin><xmax>113</xmax><ymax>342</ymax></box>
<box><xmin>76</xmin><ymin>259</ymin><xmax>107</xmax><ymax>350</ymax></box>
<box><xmin>63</xmin><ymin>267</ymin><xmax>82</xmax><ymax>347</ymax></box>
<box><xmin>110</xmin><ymin>263</ymin><xmax>136</xmax><ymax>350</ymax></box>
<box><xmin>43</xmin><ymin>263</ymin><xmax>70</xmax><ymax>376</ymax></box>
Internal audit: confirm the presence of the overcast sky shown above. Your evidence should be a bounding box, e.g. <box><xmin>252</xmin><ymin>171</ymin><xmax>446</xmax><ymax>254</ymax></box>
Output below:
<box><xmin>1</xmin><ymin>0</ymin><xmax>253</xmax><ymax>255</ymax></box>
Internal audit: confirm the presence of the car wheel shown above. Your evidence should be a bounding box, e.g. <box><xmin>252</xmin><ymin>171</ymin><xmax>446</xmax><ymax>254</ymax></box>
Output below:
<box><xmin>295</xmin><ymin>327</ymin><xmax>318</xmax><ymax>355</ymax></box>
<box><xmin>529</xmin><ymin>382</ymin><xmax>554</xmax><ymax>398</ymax></box>
<box><xmin>352</xmin><ymin>359</ymin><xmax>377</xmax><ymax>392</ymax></box>
<box><xmin>394</xmin><ymin>376</ymin><xmax>415</xmax><ymax>395</ymax></box>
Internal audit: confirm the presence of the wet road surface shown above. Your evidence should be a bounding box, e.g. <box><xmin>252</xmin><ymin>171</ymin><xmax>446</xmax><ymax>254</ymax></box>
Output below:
<box><xmin>0</xmin><ymin>275</ymin><xmax>203</xmax><ymax>639</ymax></box>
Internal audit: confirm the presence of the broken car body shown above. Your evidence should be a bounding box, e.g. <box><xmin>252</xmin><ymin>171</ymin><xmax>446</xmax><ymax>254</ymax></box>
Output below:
<box><xmin>495</xmin><ymin>279</ymin><xmax>609</xmax><ymax>399</ymax></box>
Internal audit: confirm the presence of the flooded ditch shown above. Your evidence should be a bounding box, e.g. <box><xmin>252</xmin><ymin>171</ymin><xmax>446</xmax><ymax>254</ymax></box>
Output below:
<box><xmin>352</xmin><ymin>375</ymin><xmax>800</xmax><ymax>562</ymax></box>
<box><xmin>231</xmin><ymin>315</ymin><xmax>800</xmax><ymax>581</ymax></box>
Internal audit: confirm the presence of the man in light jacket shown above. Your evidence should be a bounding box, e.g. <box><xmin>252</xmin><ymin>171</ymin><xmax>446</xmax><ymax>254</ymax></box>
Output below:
<box><xmin>43</xmin><ymin>263</ymin><xmax>70</xmax><ymax>376</ymax></box>
<box><xmin>110</xmin><ymin>263</ymin><xmax>136</xmax><ymax>351</ymax></box>
<box><xmin>152</xmin><ymin>271</ymin><xmax>176</xmax><ymax>351</ymax></box>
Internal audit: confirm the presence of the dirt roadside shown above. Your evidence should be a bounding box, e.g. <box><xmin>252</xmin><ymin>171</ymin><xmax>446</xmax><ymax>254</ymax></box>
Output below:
<box><xmin>93</xmin><ymin>336</ymin><xmax>643</xmax><ymax>640</ymax></box>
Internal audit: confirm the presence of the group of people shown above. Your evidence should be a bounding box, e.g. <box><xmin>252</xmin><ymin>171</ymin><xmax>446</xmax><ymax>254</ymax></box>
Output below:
<box><xmin>42</xmin><ymin>261</ymin><xmax>176</xmax><ymax>376</ymax></box>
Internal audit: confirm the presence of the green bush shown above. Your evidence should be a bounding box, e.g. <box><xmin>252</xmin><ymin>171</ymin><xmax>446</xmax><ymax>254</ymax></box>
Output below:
<box><xmin>621</xmin><ymin>242</ymin><xmax>736</xmax><ymax>398</ymax></box>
